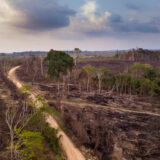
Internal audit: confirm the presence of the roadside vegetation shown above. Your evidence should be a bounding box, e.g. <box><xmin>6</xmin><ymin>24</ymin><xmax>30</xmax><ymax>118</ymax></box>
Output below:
<box><xmin>5</xmin><ymin>83</ymin><xmax>65</xmax><ymax>160</ymax></box>
<box><xmin>0</xmin><ymin>60</ymin><xmax>64</xmax><ymax>160</ymax></box>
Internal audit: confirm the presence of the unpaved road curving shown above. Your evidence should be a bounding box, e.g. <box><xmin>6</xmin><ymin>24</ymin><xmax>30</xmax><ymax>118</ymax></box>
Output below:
<box><xmin>8</xmin><ymin>66</ymin><xmax>86</xmax><ymax>160</ymax></box>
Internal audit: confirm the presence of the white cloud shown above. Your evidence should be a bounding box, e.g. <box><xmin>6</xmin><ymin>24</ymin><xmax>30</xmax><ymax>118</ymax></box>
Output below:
<box><xmin>0</xmin><ymin>0</ymin><xmax>27</xmax><ymax>30</ymax></box>
<box><xmin>67</xmin><ymin>1</ymin><xmax>160</xmax><ymax>36</ymax></box>
<box><xmin>81</xmin><ymin>1</ymin><xmax>97</xmax><ymax>16</ymax></box>
<box><xmin>129</xmin><ymin>17</ymin><xmax>135</xmax><ymax>21</ymax></box>
<box><xmin>0</xmin><ymin>0</ymin><xmax>14</xmax><ymax>22</ymax></box>
<box><xmin>62</xmin><ymin>0</ymin><xmax>112</xmax><ymax>37</ymax></box>
<box><xmin>81</xmin><ymin>0</ymin><xmax>111</xmax><ymax>24</ymax></box>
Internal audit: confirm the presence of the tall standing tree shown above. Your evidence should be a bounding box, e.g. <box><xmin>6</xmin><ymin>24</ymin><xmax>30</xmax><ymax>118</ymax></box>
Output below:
<box><xmin>73</xmin><ymin>48</ymin><xmax>81</xmax><ymax>84</ymax></box>
<box><xmin>155</xmin><ymin>66</ymin><xmax>160</xmax><ymax>77</ymax></box>
<box><xmin>31</xmin><ymin>55</ymin><xmax>39</xmax><ymax>84</ymax></box>
<box><xmin>83</xmin><ymin>65</ymin><xmax>96</xmax><ymax>92</ymax></box>
<box><xmin>95</xmin><ymin>67</ymin><xmax>106</xmax><ymax>94</ymax></box>
<box><xmin>130</xmin><ymin>62</ymin><xmax>144</xmax><ymax>78</ymax></box>
<box><xmin>40</xmin><ymin>55</ymin><xmax>44</xmax><ymax>76</ymax></box>
<box><xmin>44</xmin><ymin>49</ymin><xmax>74</xmax><ymax>95</ymax></box>
<box><xmin>74</xmin><ymin>48</ymin><xmax>80</xmax><ymax>68</ymax></box>
<box><xmin>130</xmin><ymin>62</ymin><xmax>155</xmax><ymax>80</ymax></box>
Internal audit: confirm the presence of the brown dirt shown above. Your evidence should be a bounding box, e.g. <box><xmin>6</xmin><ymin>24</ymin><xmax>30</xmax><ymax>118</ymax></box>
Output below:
<box><xmin>59</xmin><ymin>103</ymin><xmax>160</xmax><ymax>160</ymax></box>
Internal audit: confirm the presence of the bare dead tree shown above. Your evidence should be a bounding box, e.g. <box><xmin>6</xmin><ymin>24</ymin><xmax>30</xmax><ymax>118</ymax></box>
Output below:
<box><xmin>5</xmin><ymin>103</ymin><xmax>36</xmax><ymax>160</ymax></box>
<box><xmin>67</xmin><ymin>71</ymin><xmax>71</xmax><ymax>94</ymax></box>
<box><xmin>74</xmin><ymin>48</ymin><xmax>80</xmax><ymax>84</ymax></box>
<box><xmin>25</xmin><ymin>54</ymin><xmax>32</xmax><ymax>73</ymax></box>
<box><xmin>32</xmin><ymin>57</ymin><xmax>39</xmax><ymax>84</ymax></box>
<box><xmin>40</xmin><ymin>55</ymin><xmax>44</xmax><ymax>76</ymax></box>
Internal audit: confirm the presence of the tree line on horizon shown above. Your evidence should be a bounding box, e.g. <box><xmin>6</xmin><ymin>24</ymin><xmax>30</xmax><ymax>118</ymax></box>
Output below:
<box><xmin>115</xmin><ymin>48</ymin><xmax>160</xmax><ymax>62</ymax></box>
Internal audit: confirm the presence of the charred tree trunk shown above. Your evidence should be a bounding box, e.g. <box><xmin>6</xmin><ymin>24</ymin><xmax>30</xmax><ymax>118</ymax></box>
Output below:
<box><xmin>87</xmin><ymin>77</ymin><xmax>90</xmax><ymax>92</ymax></box>
<box><xmin>40</xmin><ymin>56</ymin><xmax>44</xmax><ymax>76</ymax></box>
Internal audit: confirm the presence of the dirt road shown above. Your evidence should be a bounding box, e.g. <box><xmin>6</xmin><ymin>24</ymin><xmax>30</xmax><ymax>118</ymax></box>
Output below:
<box><xmin>8</xmin><ymin>66</ymin><xmax>86</xmax><ymax>160</ymax></box>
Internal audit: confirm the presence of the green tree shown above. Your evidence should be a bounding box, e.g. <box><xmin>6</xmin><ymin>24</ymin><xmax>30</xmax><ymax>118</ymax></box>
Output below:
<box><xmin>27</xmin><ymin>105</ymin><xmax>64</xmax><ymax>160</ymax></box>
<box><xmin>130</xmin><ymin>62</ymin><xmax>145</xmax><ymax>78</ymax></box>
<box><xmin>154</xmin><ymin>77</ymin><xmax>160</xmax><ymax>94</ymax></box>
<box><xmin>130</xmin><ymin>62</ymin><xmax>156</xmax><ymax>80</ymax></box>
<box><xmin>155</xmin><ymin>66</ymin><xmax>160</xmax><ymax>77</ymax></box>
<box><xmin>143</xmin><ymin>64</ymin><xmax>156</xmax><ymax>80</ymax></box>
<box><xmin>15</xmin><ymin>129</ymin><xmax>44</xmax><ymax>160</ymax></box>
<box><xmin>44</xmin><ymin>49</ymin><xmax>74</xmax><ymax>95</ymax></box>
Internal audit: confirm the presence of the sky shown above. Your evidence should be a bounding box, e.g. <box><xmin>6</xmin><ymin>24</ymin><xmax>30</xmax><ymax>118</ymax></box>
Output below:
<box><xmin>0</xmin><ymin>0</ymin><xmax>160</xmax><ymax>52</ymax></box>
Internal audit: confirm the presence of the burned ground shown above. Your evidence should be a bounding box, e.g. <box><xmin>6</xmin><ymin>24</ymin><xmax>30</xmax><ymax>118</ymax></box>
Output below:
<box><xmin>16</xmin><ymin>63</ymin><xmax>160</xmax><ymax>160</ymax></box>
<box><xmin>60</xmin><ymin>103</ymin><xmax>160</xmax><ymax>160</ymax></box>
